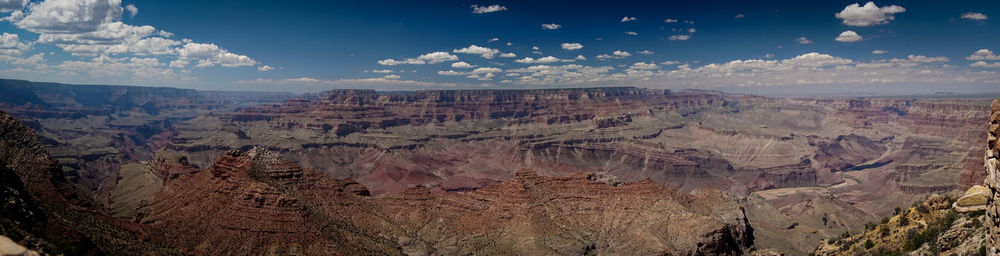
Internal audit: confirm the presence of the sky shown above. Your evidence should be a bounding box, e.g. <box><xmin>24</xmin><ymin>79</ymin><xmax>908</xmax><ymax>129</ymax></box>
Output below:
<box><xmin>0</xmin><ymin>0</ymin><xmax>998</xmax><ymax>95</ymax></box>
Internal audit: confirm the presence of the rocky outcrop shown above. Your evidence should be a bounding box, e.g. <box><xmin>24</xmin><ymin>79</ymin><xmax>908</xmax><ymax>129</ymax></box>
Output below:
<box><xmin>954</xmin><ymin>185</ymin><xmax>989</xmax><ymax>212</ymax></box>
<box><xmin>816</xmin><ymin>194</ymin><xmax>985</xmax><ymax>256</ymax></box>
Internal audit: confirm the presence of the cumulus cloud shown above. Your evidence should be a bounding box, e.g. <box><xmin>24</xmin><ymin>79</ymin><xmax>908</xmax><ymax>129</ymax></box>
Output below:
<box><xmin>451</xmin><ymin>61</ymin><xmax>475</xmax><ymax>68</ymax></box>
<box><xmin>488</xmin><ymin>37</ymin><xmax>499</xmax><ymax>42</ymax></box>
<box><xmin>664</xmin><ymin>18</ymin><xmax>678</xmax><ymax>23</ymax></box>
<box><xmin>367</xmin><ymin>69</ymin><xmax>393</xmax><ymax>73</ymax></box>
<box><xmin>4</xmin><ymin>0</ymin><xmax>260</xmax><ymax>77</ymax></box>
<box><xmin>596</xmin><ymin>50</ymin><xmax>631</xmax><ymax>60</ymax></box>
<box><xmin>0</xmin><ymin>0</ymin><xmax>28</xmax><ymax>12</ymax></box>
<box><xmin>257</xmin><ymin>65</ymin><xmax>273</xmax><ymax>71</ymax></box>
<box><xmin>835</xmin><ymin>2</ymin><xmax>905</xmax><ymax>26</ymax></box>
<box><xmin>624</xmin><ymin>31</ymin><xmax>638</xmax><ymax>36</ymax></box>
<box><xmin>471</xmin><ymin>4</ymin><xmax>507</xmax><ymax>14</ymax></box>
<box><xmin>620</xmin><ymin>16</ymin><xmax>636</xmax><ymax>23</ymax></box>
<box><xmin>235</xmin><ymin>77</ymin><xmax>451</xmax><ymax>90</ymax></box>
<box><xmin>961</xmin><ymin>12</ymin><xmax>988</xmax><ymax>20</ymax></box>
<box><xmin>514</xmin><ymin>56</ymin><xmax>575</xmax><ymax>64</ymax></box>
<box><xmin>835</xmin><ymin>30</ymin><xmax>862</xmax><ymax>42</ymax></box>
<box><xmin>967</xmin><ymin>49</ymin><xmax>1000</xmax><ymax>60</ymax></box>
<box><xmin>499</xmin><ymin>52</ymin><xmax>516</xmax><ymax>58</ymax></box>
<box><xmin>796</xmin><ymin>37</ymin><xmax>813</xmax><ymax>44</ymax></box>
<box><xmin>734</xmin><ymin>14</ymin><xmax>745</xmax><ymax>19</ymax></box>
<box><xmin>561</xmin><ymin>42</ymin><xmax>583</xmax><ymax>50</ymax></box>
<box><xmin>637</xmin><ymin>50</ymin><xmax>653</xmax><ymax>55</ymax></box>
<box><xmin>669</xmin><ymin>34</ymin><xmax>691</xmax><ymax>41</ymax></box>
<box><xmin>378</xmin><ymin>51</ymin><xmax>458</xmax><ymax>65</ymax></box>
<box><xmin>125</xmin><ymin>4</ymin><xmax>137</xmax><ymax>18</ymax></box>
<box><xmin>634</xmin><ymin>52</ymin><xmax>992</xmax><ymax>89</ymax></box>
<box><xmin>575</xmin><ymin>55</ymin><xmax>587</xmax><ymax>60</ymax></box>
<box><xmin>383</xmin><ymin>74</ymin><xmax>400</xmax><ymax>79</ymax></box>
<box><xmin>540</xmin><ymin>23</ymin><xmax>561</xmax><ymax>30</ymax></box>
<box><xmin>968</xmin><ymin>49</ymin><xmax>1000</xmax><ymax>68</ymax></box>
<box><xmin>0</xmin><ymin>32</ymin><xmax>31</xmax><ymax>56</ymax></box>
<box><xmin>872</xmin><ymin>50</ymin><xmax>888</xmax><ymax>54</ymax></box>
<box><xmin>453</xmin><ymin>44</ymin><xmax>499</xmax><ymax>58</ymax></box>
<box><xmin>177</xmin><ymin>42</ymin><xmax>256</xmax><ymax>67</ymax></box>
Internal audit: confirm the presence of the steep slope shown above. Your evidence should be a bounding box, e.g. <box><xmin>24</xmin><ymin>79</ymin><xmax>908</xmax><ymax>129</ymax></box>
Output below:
<box><xmin>0</xmin><ymin>110</ymin><xmax>178</xmax><ymax>255</ymax></box>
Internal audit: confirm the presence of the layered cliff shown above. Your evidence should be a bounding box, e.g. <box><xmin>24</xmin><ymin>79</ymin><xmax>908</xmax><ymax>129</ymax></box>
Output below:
<box><xmin>138</xmin><ymin>146</ymin><xmax>757</xmax><ymax>255</ymax></box>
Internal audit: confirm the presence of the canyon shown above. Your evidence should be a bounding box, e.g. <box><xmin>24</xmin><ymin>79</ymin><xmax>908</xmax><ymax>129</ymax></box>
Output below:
<box><xmin>0</xmin><ymin>78</ymin><xmax>994</xmax><ymax>255</ymax></box>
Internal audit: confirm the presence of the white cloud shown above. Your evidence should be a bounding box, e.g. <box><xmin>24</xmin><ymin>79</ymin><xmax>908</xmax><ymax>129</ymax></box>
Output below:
<box><xmin>624</xmin><ymin>31</ymin><xmax>638</xmax><ymax>36</ymax></box>
<box><xmin>669</xmin><ymin>34</ymin><xmax>691</xmax><ymax>41</ymax></box>
<box><xmin>168</xmin><ymin>59</ymin><xmax>187</xmax><ymax>68</ymax></box>
<box><xmin>660</xmin><ymin>60</ymin><xmax>680</xmax><ymax>65</ymax></box>
<box><xmin>514</xmin><ymin>56</ymin><xmax>574</xmax><ymax>64</ymax></box>
<box><xmin>499</xmin><ymin>52</ymin><xmax>516</xmax><ymax>58</ymax></box>
<box><xmin>961</xmin><ymin>12</ymin><xmax>988</xmax><ymax>21</ymax></box>
<box><xmin>235</xmin><ymin>77</ymin><xmax>451</xmax><ymax>90</ymax></box>
<box><xmin>57</xmin><ymin>54</ymin><xmax>177</xmax><ymax>81</ymax></box>
<box><xmin>664</xmin><ymin>18</ymin><xmax>678</xmax><ymax>23</ymax></box>
<box><xmin>561</xmin><ymin>42</ymin><xmax>583</xmax><ymax>50</ymax></box>
<box><xmin>620</xmin><ymin>16</ymin><xmax>636</xmax><ymax>23</ymax></box>
<box><xmin>471</xmin><ymin>4</ymin><xmax>507</xmax><ymax>14</ymax></box>
<box><xmin>378</xmin><ymin>51</ymin><xmax>458</xmax><ymax>65</ymax></box>
<box><xmin>796</xmin><ymin>37</ymin><xmax>813</xmax><ymax>44</ymax></box>
<box><xmin>367</xmin><ymin>69</ymin><xmax>393</xmax><ymax>73</ymax></box>
<box><xmin>575</xmin><ymin>55</ymin><xmax>587</xmax><ymax>60</ymax></box>
<box><xmin>872</xmin><ymin>50</ymin><xmax>888</xmax><ymax>55</ymax></box>
<box><xmin>540</xmin><ymin>23</ymin><xmax>561</xmax><ymax>30</ymax></box>
<box><xmin>257</xmin><ymin>65</ymin><xmax>273</xmax><ymax>71</ymax></box>
<box><xmin>970</xmin><ymin>61</ymin><xmax>1000</xmax><ymax>68</ymax></box>
<box><xmin>596</xmin><ymin>50</ymin><xmax>631</xmax><ymax>60</ymax></box>
<box><xmin>906</xmin><ymin>55</ymin><xmax>948</xmax><ymax>63</ymax></box>
<box><xmin>472</xmin><ymin>67</ymin><xmax>501</xmax><ymax>73</ymax></box>
<box><xmin>0</xmin><ymin>32</ymin><xmax>31</xmax><ymax>56</ymax></box>
<box><xmin>734</xmin><ymin>14</ymin><xmax>745</xmax><ymax>19</ymax></box>
<box><xmin>177</xmin><ymin>42</ymin><xmax>256</xmax><ymax>67</ymax></box>
<box><xmin>453</xmin><ymin>44</ymin><xmax>499</xmax><ymax>59</ymax></box>
<box><xmin>125</xmin><ymin>4</ymin><xmax>137</xmax><ymax>18</ymax></box>
<box><xmin>637</xmin><ymin>50</ymin><xmax>653</xmax><ymax>55</ymax></box>
<box><xmin>968</xmin><ymin>49</ymin><xmax>1000</xmax><ymax>68</ymax></box>
<box><xmin>438</xmin><ymin>70</ymin><xmax>464</xmax><ymax>75</ymax></box>
<box><xmin>835</xmin><ymin>30</ymin><xmax>862</xmax><ymax>42</ymax></box>
<box><xmin>451</xmin><ymin>61</ymin><xmax>475</xmax><ymax>68</ymax></box>
<box><xmin>383</xmin><ymin>74</ymin><xmax>400</xmax><ymax>79</ymax></box>
<box><xmin>835</xmin><ymin>1</ymin><xmax>905</xmax><ymax>26</ymax></box>
<box><xmin>636</xmin><ymin>52</ymin><xmax>994</xmax><ymax>89</ymax></box>
<box><xmin>967</xmin><ymin>49</ymin><xmax>1000</xmax><ymax>61</ymax></box>
<box><xmin>687</xmin><ymin>28</ymin><xmax>696</xmax><ymax>33</ymax></box>
<box><xmin>488</xmin><ymin>37</ymin><xmax>499</xmax><ymax>42</ymax></box>
<box><xmin>8</xmin><ymin>0</ymin><xmax>258</xmax><ymax>74</ymax></box>
<box><xmin>0</xmin><ymin>0</ymin><xmax>28</xmax><ymax>12</ymax></box>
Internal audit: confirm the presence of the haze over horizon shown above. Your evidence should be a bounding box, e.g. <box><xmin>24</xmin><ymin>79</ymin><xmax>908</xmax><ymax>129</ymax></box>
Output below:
<box><xmin>1</xmin><ymin>0</ymin><xmax>999</xmax><ymax>95</ymax></box>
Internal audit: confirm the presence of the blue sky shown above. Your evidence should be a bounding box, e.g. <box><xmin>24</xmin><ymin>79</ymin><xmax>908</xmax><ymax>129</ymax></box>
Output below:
<box><xmin>0</xmin><ymin>0</ymin><xmax>998</xmax><ymax>95</ymax></box>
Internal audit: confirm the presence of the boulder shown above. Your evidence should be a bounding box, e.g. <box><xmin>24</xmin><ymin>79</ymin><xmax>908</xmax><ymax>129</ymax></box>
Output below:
<box><xmin>953</xmin><ymin>185</ymin><xmax>989</xmax><ymax>212</ymax></box>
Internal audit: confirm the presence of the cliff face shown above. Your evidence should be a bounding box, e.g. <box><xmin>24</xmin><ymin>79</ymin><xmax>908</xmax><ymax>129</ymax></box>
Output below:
<box><xmin>986</xmin><ymin>99</ymin><xmax>1000</xmax><ymax>255</ymax></box>
<box><xmin>138</xmin><ymin>147</ymin><xmax>756</xmax><ymax>255</ymax></box>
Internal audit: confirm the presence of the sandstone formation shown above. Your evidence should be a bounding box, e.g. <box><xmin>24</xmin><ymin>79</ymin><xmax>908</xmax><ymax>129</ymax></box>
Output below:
<box><xmin>954</xmin><ymin>185</ymin><xmax>989</xmax><ymax>213</ymax></box>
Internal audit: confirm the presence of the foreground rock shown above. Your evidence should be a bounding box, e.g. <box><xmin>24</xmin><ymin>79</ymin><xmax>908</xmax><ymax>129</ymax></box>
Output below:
<box><xmin>815</xmin><ymin>194</ymin><xmax>985</xmax><ymax>255</ymax></box>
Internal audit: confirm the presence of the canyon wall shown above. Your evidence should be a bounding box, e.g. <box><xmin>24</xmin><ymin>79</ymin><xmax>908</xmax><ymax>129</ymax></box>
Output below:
<box><xmin>987</xmin><ymin>99</ymin><xmax>1000</xmax><ymax>255</ymax></box>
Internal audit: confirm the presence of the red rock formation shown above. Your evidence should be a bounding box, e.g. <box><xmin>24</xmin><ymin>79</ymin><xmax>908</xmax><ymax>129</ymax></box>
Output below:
<box><xmin>139</xmin><ymin>147</ymin><xmax>756</xmax><ymax>255</ymax></box>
